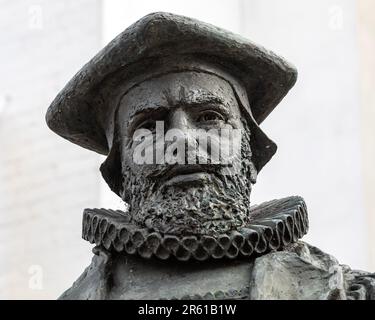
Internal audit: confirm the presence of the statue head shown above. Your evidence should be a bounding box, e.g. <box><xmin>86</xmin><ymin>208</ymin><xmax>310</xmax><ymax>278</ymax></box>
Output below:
<box><xmin>46</xmin><ymin>12</ymin><xmax>297</xmax><ymax>238</ymax></box>
<box><xmin>106</xmin><ymin>62</ymin><xmax>258</xmax><ymax>236</ymax></box>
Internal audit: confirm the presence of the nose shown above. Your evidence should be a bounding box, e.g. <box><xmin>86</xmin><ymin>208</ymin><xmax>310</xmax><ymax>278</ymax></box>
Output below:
<box><xmin>164</xmin><ymin>108</ymin><xmax>198</xmax><ymax>165</ymax></box>
<box><xmin>167</xmin><ymin>108</ymin><xmax>192</xmax><ymax>131</ymax></box>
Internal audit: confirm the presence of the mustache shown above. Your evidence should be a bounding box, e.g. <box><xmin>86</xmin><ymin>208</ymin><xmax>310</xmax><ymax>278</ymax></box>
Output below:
<box><xmin>145</xmin><ymin>163</ymin><xmax>228</xmax><ymax>190</ymax></box>
<box><xmin>147</xmin><ymin>163</ymin><xmax>224</xmax><ymax>179</ymax></box>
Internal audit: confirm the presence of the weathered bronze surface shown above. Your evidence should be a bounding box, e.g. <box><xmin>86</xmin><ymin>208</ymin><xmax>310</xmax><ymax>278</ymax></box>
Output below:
<box><xmin>46</xmin><ymin>12</ymin><xmax>375</xmax><ymax>300</ymax></box>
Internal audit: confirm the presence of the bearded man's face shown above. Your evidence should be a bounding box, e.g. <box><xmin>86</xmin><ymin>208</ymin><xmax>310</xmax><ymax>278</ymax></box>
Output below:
<box><xmin>116</xmin><ymin>71</ymin><xmax>255</xmax><ymax>237</ymax></box>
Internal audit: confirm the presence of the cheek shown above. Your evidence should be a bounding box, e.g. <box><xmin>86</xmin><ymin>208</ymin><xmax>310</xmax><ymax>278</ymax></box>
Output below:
<box><xmin>121</xmin><ymin>147</ymin><xmax>158</xmax><ymax>181</ymax></box>
<box><xmin>226</xmin><ymin>113</ymin><xmax>243</xmax><ymax>129</ymax></box>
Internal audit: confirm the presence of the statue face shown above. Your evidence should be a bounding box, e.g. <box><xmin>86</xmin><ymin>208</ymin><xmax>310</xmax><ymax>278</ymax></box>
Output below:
<box><xmin>116</xmin><ymin>71</ymin><xmax>255</xmax><ymax>236</ymax></box>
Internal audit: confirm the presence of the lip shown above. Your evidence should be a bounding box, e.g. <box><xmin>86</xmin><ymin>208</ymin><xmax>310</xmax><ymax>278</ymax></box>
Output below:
<box><xmin>158</xmin><ymin>165</ymin><xmax>214</xmax><ymax>187</ymax></box>
<box><xmin>164</xmin><ymin>172</ymin><xmax>211</xmax><ymax>186</ymax></box>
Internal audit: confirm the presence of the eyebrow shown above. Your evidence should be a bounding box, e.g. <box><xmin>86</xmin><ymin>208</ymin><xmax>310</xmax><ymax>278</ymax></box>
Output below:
<box><xmin>126</xmin><ymin>91</ymin><xmax>232</xmax><ymax>135</ymax></box>
<box><xmin>170</xmin><ymin>87</ymin><xmax>227</xmax><ymax>108</ymax></box>
<box><xmin>128</xmin><ymin>105</ymin><xmax>169</xmax><ymax>123</ymax></box>
<box><xmin>183</xmin><ymin>97</ymin><xmax>231</xmax><ymax>119</ymax></box>
<box><xmin>129</xmin><ymin>94</ymin><xmax>229</xmax><ymax>118</ymax></box>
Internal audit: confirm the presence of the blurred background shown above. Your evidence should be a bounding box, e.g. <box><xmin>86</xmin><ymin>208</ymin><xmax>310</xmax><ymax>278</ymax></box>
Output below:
<box><xmin>0</xmin><ymin>0</ymin><xmax>374</xmax><ymax>299</ymax></box>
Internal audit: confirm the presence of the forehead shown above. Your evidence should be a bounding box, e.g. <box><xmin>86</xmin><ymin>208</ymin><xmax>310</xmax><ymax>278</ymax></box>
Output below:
<box><xmin>117</xmin><ymin>71</ymin><xmax>239</xmax><ymax>119</ymax></box>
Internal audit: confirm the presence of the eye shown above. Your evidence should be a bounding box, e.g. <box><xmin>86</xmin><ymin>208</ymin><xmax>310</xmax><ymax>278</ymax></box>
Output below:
<box><xmin>196</xmin><ymin>110</ymin><xmax>225</xmax><ymax>123</ymax></box>
<box><xmin>136</xmin><ymin>119</ymin><xmax>156</xmax><ymax>132</ymax></box>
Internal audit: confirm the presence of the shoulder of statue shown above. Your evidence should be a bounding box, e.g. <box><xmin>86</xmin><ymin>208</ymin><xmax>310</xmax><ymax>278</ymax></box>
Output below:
<box><xmin>251</xmin><ymin>241</ymin><xmax>375</xmax><ymax>300</ymax></box>
<box><xmin>58</xmin><ymin>246</ymin><xmax>113</xmax><ymax>300</ymax></box>
<box><xmin>289</xmin><ymin>242</ymin><xmax>375</xmax><ymax>300</ymax></box>
<box><xmin>250</xmin><ymin>241</ymin><xmax>346</xmax><ymax>299</ymax></box>
<box><xmin>343</xmin><ymin>267</ymin><xmax>375</xmax><ymax>300</ymax></box>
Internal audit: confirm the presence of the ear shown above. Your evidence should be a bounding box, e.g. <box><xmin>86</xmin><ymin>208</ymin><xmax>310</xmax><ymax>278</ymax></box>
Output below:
<box><xmin>100</xmin><ymin>141</ymin><xmax>123</xmax><ymax>198</ymax></box>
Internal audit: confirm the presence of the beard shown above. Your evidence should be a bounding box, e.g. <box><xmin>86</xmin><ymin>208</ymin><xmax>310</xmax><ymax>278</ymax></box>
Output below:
<box><xmin>121</xmin><ymin>124</ymin><xmax>255</xmax><ymax>237</ymax></box>
<box><xmin>122</xmin><ymin>168</ymin><xmax>252</xmax><ymax>236</ymax></box>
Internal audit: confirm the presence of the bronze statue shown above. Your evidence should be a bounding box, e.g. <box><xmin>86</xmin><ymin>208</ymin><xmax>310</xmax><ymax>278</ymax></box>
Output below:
<box><xmin>46</xmin><ymin>12</ymin><xmax>374</xmax><ymax>300</ymax></box>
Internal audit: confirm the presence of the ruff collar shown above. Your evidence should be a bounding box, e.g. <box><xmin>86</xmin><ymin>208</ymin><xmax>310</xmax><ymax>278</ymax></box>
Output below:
<box><xmin>82</xmin><ymin>196</ymin><xmax>308</xmax><ymax>261</ymax></box>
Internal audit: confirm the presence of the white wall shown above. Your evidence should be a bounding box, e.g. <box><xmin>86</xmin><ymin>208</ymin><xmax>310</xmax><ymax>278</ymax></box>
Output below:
<box><xmin>358</xmin><ymin>0</ymin><xmax>375</xmax><ymax>270</ymax></box>
<box><xmin>0</xmin><ymin>0</ymin><xmax>102</xmax><ymax>299</ymax></box>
